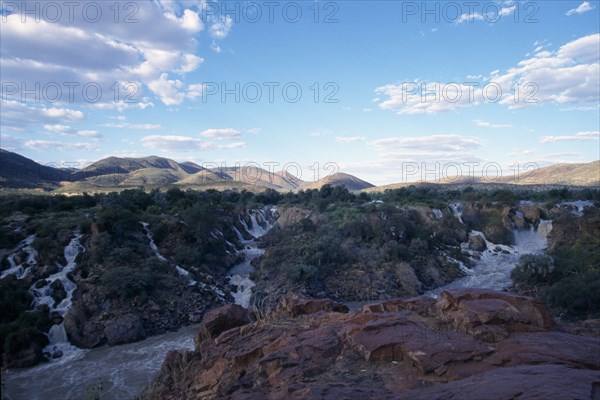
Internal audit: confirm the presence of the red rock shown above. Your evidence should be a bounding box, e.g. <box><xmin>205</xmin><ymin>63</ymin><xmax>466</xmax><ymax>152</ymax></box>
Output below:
<box><xmin>198</xmin><ymin>304</ymin><xmax>254</xmax><ymax>341</ymax></box>
<box><xmin>277</xmin><ymin>295</ymin><xmax>349</xmax><ymax>316</ymax></box>
<box><xmin>412</xmin><ymin>365</ymin><xmax>599</xmax><ymax>400</ymax></box>
<box><xmin>140</xmin><ymin>290</ymin><xmax>598</xmax><ymax>400</ymax></box>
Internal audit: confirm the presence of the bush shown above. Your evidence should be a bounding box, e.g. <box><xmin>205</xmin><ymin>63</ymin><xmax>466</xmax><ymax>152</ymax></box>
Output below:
<box><xmin>100</xmin><ymin>266</ymin><xmax>156</xmax><ymax>299</ymax></box>
<box><xmin>545</xmin><ymin>271</ymin><xmax>600</xmax><ymax>317</ymax></box>
<box><xmin>284</xmin><ymin>264</ymin><xmax>318</xmax><ymax>282</ymax></box>
<box><xmin>511</xmin><ymin>254</ymin><xmax>554</xmax><ymax>291</ymax></box>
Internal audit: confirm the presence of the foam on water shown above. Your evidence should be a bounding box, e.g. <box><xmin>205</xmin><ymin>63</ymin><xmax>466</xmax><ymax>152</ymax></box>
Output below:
<box><xmin>228</xmin><ymin>208</ymin><xmax>274</xmax><ymax>308</ymax></box>
<box><xmin>1</xmin><ymin>235</ymin><xmax>37</xmax><ymax>280</ymax></box>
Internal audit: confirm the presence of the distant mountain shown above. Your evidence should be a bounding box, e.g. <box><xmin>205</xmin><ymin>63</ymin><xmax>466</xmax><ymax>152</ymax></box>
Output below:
<box><xmin>369</xmin><ymin>160</ymin><xmax>600</xmax><ymax>191</ymax></box>
<box><xmin>75</xmin><ymin>155</ymin><xmax>203</xmax><ymax>180</ymax></box>
<box><xmin>0</xmin><ymin>149</ymin><xmax>374</xmax><ymax>192</ymax></box>
<box><xmin>0</xmin><ymin>149</ymin><xmax>71</xmax><ymax>189</ymax></box>
<box><xmin>499</xmin><ymin>161</ymin><xmax>600</xmax><ymax>186</ymax></box>
<box><xmin>302</xmin><ymin>172</ymin><xmax>375</xmax><ymax>191</ymax></box>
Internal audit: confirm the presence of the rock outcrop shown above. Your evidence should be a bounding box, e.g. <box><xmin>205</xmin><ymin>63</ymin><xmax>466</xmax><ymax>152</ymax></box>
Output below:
<box><xmin>140</xmin><ymin>289</ymin><xmax>600</xmax><ymax>400</ymax></box>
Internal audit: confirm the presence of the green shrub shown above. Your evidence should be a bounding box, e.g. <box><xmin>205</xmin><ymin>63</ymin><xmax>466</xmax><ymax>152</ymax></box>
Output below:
<box><xmin>545</xmin><ymin>271</ymin><xmax>600</xmax><ymax>317</ymax></box>
<box><xmin>100</xmin><ymin>266</ymin><xmax>156</xmax><ymax>299</ymax></box>
<box><xmin>511</xmin><ymin>254</ymin><xmax>554</xmax><ymax>291</ymax></box>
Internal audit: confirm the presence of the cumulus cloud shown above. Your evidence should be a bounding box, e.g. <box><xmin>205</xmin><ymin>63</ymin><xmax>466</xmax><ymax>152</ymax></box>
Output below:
<box><xmin>540</xmin><ymin>131</ymin><xmax>599</xmax><ymax>143</ymax></box>
<box><xmin>209</xmin><ymin>16</ymin><xmax>234</xmax><ymax>39</ymax></box>
<box><xmin>566</xmin><ymin>1</ymin><xmax>595</xmax><ymax>15</ymax></box>
<box><xmin>0</xmin><ymin>2</ymin><xmax>215</xmax><ymax>110</ymax></box>
<box><xmin>0</xmin><ymin>101</ymin><xmax>85</xmax><ymax>131</ymax></box>
<box><xmin>200</xmin><ymin>128</ymin><xmax>242</xmax><ymax>140</ymax></box>
<box><xmin>376</xmin><ymin>34</ymin><xmax>600</xmax><ymax>114</ymax></box>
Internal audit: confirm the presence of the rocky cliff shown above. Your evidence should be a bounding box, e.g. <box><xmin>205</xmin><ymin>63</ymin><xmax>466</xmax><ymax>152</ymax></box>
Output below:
<box><xmin>139</xmin><ymin>289</ymin><xmax>600</xmax><ymax>400</ymax></box>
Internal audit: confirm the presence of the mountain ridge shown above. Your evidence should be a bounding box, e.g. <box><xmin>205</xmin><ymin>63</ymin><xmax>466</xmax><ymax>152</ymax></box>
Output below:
<box><xmin>1</xmin><ymin>149</ymin><xmax>598</xmax><ymax>192</ymax></box>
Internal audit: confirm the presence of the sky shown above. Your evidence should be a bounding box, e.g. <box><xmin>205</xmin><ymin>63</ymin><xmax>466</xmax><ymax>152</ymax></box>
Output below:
<box><xmin>1</xmin><ymin>0</ymin><xmax>599</xmax><ymax>185</ymax></box>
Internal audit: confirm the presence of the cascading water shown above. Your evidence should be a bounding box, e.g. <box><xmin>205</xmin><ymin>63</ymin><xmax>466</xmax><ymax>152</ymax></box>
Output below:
<box><xmin>430</xmin><ymin>208</ymin><xmax>554</xmax><ymax>296</ymax></box>
<box><xmin>228</xmin><ymin>207</ymin><xmax>275</xmax><ymax>308</ymax></box>
<box><xmin>29</xmin><ymin>233</ymin><xmax>86</xmax><ymax>362</ymax></box>
<box><xmin>448</xmin><ymin>202</ymin><xmax>464</xmax><ymax>223</ymax></box>
<box><xmin>1</xmin><ymin>234</ymin><xmax>37</xmax><ymax>280</ymax></box>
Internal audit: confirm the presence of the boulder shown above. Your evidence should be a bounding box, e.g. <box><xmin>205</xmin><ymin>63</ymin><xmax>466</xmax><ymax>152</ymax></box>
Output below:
<box><xmin>468</xmin><ymin>235</ymin><xmax>487</xmax><ymax>251</ymax></box>
<box><xmin>104</xmin><ymin>315</ymin><xmax>147</xmax><ymax>345</ymax></box>
<box><xmin>198</xmin><ymin>304</ymin><xmax>254</xmax><ymax>341</ymax></box>
<box><xmin>64</xmin><ymin>306</ymin><xmax>105</xmax><ymax>348</ymax></box>
<box><xmin>277</xmin><ymin>296</ymin><xmax>349</xmax><ymax>317</ymax></box>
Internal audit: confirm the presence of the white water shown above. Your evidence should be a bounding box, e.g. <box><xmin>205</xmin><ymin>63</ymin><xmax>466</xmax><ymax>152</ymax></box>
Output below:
<box><xmin>3</xmin><ymin>324</ymin><xmax>199</xmax><ymax>400</ymax></box>
<box><xmin>29</xmin><ymin>233</ymin><xmax>87</xmax><ymax>362</ymax></box>
<box><xmin>559</xmin><ymin>200</ymin><xmax>594</xmax><ymax>216</ymax></box>
<box><xmin>228</xmin><ymin>208</ymin><xmax>275</xmax><ymax>308</ymax></box>
<box><xmin>430</xmin><ymin>210</ymin><xmax>554</xmax><ymax>296</ymax></box>
<box><xmin>448</xmin><ymin>202</ymin><xmax>464</xmax><ymax>223</ymax></box>
<box><xmin>1</xmin><ymin>235</ymin><xmax>37</xmax><ymax>280</ymax></box>
<box><xmin>432</xmin><ymin>209</ymin><xmax>443</xmax><ymax>219</ymax></box>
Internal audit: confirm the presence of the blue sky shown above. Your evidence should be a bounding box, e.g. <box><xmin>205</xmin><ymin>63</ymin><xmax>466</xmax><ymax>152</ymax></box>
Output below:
<box><xmin>1</xmin><ymin>0</ymin><xmax>599</xmax><ymax>185</ymax></box>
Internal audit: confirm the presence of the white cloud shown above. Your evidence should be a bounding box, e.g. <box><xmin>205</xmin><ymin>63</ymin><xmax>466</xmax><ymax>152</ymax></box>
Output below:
<box><xmin>540</xmin><ymin>131</ymin><xmax>599</xmax><ymax>143</ymax></box>
<box><xmin>246</xmin><ymin>128</ymin><xmax>262</xmax><ymax>134</ymax></box>
<box><xmin>200</xmin><ymin>128</ymin><xmax>242</xmax><ymax>140</ymax></box>
<box><xmin>0</xmin><ymin>101</ymin><xmax>85</xmax><ymax>132</ymax></box>
<box><xmin>147</xmin><ymin>73</ymin><xmax>186</xmax><ymax>106</ymax></box>
<box><xmin>335</xmin><ymin>136</ymin><xmax>364</xmax><ymax>143</ymax></box>
<box><xmin>376</xmin><ymin>34</ymin><xmax>600</xmax><ymax>114</ymax></box>
<box><xmin>474</xmin><ymin>119</ymin><xmax>511</xmax><ymax>128</ymax></box>
<box><xmin>0</xmin><ymin>2</ymin><xmax>214</xmax><ymax>111</ymax></box>
<box><xmin>566</xmin><ymin>1</ymin><xmax>595</xmax><ymax>15</ymax></box>
<box><xmin>44</xmin><ymin>124</ymin><xmax>102</xmax><ymax>138</ymax></box>
<box><xmin>362</xmin><ymin>108</ymin><xmax>373</xmax><ymax>112</ymax></box>
<box><xmin>209</xmin><ymin>16</ymin><xmax>234</xmax><ymax>39</ymax></box>
<box><xmin>369</xmin><ymin>135</ymin><xmax>482</xmax><ymax>152</ymax></box>
<box><xmin>210</xmin><ymin>41</ymin><xmax>223</xmax><ymax>54</ymax></box>
<box><xmin>130</xmin><ymin>124</ymin><xmax>162</xmax><ymax>130</ymax></box>
<box><xmin>141</xmin><ymin>135</ymin><xmax>214</xmax><ymax>151</ymax></box>
<box><xmin>24</xmin><ymin>140</ymin><xmax>99</xmax><ymax>152</ymax></box>
<box><xmin>219</xmin><ymin>142</ymin><xmax>246</xmax><ymax>149</ymax></box>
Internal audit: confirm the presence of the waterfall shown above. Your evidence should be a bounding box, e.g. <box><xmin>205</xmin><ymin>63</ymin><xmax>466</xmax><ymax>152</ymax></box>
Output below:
<box><xmin>48</xmin><ymin>324</ymin><xmax>68</xmax><ymax>345</ymax></box>
<box><xmin>432</xmin><ymin>209</ymin><xmax>443</xmax><ymax>219</ymax></box>
<box><xmin>228</xmin><ymin>207</ymin><xmax>276</xmax><ymax>308</ymax></box>
<box><xmin>429</xmin><ymin>218</ymin><xmax>554</xmax><ymax>297</ymax></box>
<box><xmin>26</xmin><ymin>233</ymin><xmax>87</xmax><ymax>363</ymax></box>
<box><xmin>1</xmin><ymin>235</ymin><xmax>37</xmax><ymax>280</ymax></box>
<box><xmin>448</xmin><ymin>202</ymin><xmax>464</xmax><ymax>224</ymax></box>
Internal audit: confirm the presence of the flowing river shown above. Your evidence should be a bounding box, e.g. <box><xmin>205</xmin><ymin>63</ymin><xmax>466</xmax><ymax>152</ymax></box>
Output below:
<box><xmin>4</xmin><ymin>209</ymin><xmax>276</xmax><ymax>400</ymax></box>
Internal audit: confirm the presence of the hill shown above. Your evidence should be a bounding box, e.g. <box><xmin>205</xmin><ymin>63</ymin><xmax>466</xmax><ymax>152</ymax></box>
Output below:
<box><xmin>0</xmin><ymin>149</ymin><xmax>71</xmax><ymax>189</ymax></box>
<box><xmin>302</xmin><ymin>172</ymin><xmax>375</xmax><ymax>191</ymax></box>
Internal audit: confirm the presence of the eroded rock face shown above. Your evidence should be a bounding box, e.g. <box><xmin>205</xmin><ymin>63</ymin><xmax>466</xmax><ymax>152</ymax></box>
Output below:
<box><xmin>140</xmin><ymin>290</ymin><xmax>600</xmax><ymax>400</ymax></box>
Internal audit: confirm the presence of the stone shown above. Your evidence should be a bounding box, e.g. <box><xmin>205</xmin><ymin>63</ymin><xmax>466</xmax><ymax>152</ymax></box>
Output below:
<box><xmin>468</xmin><ymin>235</ymin><xmax>487</xmax><ymax>251</ymax></box>
<box><xmin>277</xmin><ymin>296</ymin><xmax>349</xmax><ymax>317</ymax></box>
<box><xmin>198</xmin><ymin>304</ymin><xmax>254</xmax><ymax>341</ymax></box>
<box><xmin>104</xmin><ymin>315</ymin><xmax>147</xmax><ymax>345</ymax></box>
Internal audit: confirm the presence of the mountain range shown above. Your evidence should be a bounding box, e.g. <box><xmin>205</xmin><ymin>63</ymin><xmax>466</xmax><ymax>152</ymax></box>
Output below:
<box><xmin>0</xmin><ymin>149</ymin><xmax>374</xmax><ymax>192</ymax></box>
<box><xmin>1</xmin><ymin>148</ymin><xmax>598</xmax><ymax>192</ymax></box>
